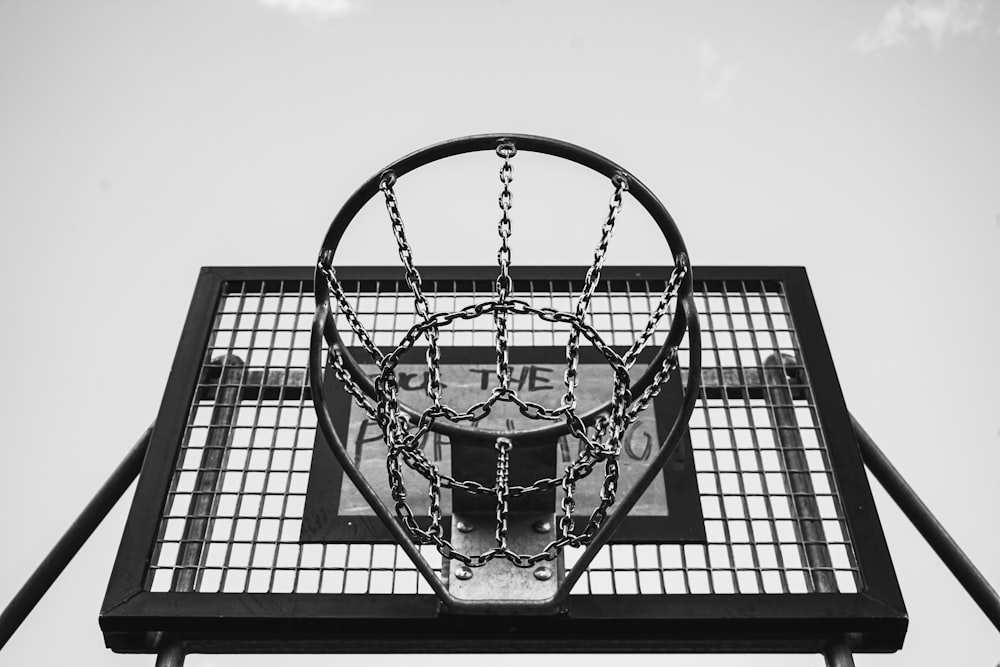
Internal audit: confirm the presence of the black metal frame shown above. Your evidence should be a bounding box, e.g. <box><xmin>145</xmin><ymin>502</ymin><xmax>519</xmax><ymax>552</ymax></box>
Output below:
<box><xmin>100</xmin><ymin>265</ymin><xmax>908</xmax><ymax>654</ymax></box>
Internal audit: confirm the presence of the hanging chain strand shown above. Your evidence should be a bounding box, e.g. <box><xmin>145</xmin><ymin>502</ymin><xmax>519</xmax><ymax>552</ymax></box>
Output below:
<box><xmin>494</xmin><ymin>437</ymin><xmax>512</xmax><ymax>551</ymax></box>
<box><xmin>563</xmin><ymin>174</ymin><xmax>629</xmax><ymax>411</ymax></box>
<box><xmin>623</xmin><ymin>254</ymin><xmax>688</xmax><ymax>368</ymax></box>
<box><xmin>316</xmin><ymin>148</ymin><xmax>691</xmax><ymax>568</ymax></box>
<box><xmin>494</xmin><ymin>141</ymin><xmax>516</xmax><ymax>392</ymax></box>
<box><xmin>318</xmin><ymin>252</ymin><xmax>383</xmax><ymax>363</ymax></box>
<box><xmin>380</xmin><ymin>172</ymin><xmax>445</xmax><ymax>409</ymax></box>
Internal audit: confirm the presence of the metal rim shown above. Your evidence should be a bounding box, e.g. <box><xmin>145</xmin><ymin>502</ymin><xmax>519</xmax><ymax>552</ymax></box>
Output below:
<box><xmin>312</xmin><ymin>133</ymin><xmax>698</xmax><ymax>443</ymax></box>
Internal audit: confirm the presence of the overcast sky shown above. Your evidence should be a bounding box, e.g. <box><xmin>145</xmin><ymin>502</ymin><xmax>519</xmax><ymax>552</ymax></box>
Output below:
<box><xmin>1</xmin><ymin>1</ymin><xmax>998</xmax><ymax>666</ymax></box>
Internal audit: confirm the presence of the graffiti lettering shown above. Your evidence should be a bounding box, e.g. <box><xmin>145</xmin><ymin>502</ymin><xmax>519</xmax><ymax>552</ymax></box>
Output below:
<box><xmin>397</xmin><ymin>371</ymin><xmax>448</xmax><ymax>392</ymax></box>
<box><xmin>398</xmin><ymin>372</ymin><xmax>427</xmax><ymax>391</ymax></box>
<box><xmin>353</xmin><ymin>419</ymin><xmax>383</xmax><ymax>465</ymax></box>
<box><xmin>354</xmin><ymin>417</ymin><xmax>448</xmax><ymax>464</ymax></box>
<box><xmin>529</xmin><ymin>364</ymin><xmax>553</xmax><ymax>391</ymax></box>
<box><xmin>625</xmin><ymin>427</ymin><xmax>653</xmax><ymax>461</ymax></box>
<box><xmin>557</xmin><ymin>424</ymin><xmax>654</xmax><ymax>463</ymax></box>
<box><xmin>469</xmin><ymin>365</ymin><xmax>556</xmax><ymax>391</ymax></box>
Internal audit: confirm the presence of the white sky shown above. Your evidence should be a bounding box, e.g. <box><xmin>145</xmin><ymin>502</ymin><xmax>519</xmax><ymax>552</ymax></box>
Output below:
<box><xmin>1</xmin><ymin>1</ymin><xmax>998</xmax><ymax>665</ymax></box>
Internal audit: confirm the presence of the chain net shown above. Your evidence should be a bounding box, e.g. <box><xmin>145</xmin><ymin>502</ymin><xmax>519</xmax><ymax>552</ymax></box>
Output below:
<box><xmin>317</xmin><ymin>140</ymin><xmax>688</xmax><ymax>568</ymax></box>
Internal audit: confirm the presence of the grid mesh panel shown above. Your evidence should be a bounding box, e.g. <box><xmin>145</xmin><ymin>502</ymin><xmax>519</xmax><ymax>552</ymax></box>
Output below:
<box><xmin>146</xmin><ymin>276</ymin><xmax>860</xmax><ymax>596</ymax></box>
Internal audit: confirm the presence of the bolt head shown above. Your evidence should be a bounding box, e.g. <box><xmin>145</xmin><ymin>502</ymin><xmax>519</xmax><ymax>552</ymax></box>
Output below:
<box><xmin>454</xmin><ymin>566</ymin><xmax>473</xmax><ymax>581</ymax></box>
<box><xmin>455</xmin><ymin>520</ymin><xmax>475</xmax><ymax>533</ymax></box>
<box><xmin>533</xmin><ymin>566</ymin><xmax>553</xmax><ymax>581</ymax></box>
<box><xmin>532</xmin><ymin>519</ymin><xmax>553</xmax><ymax>534</ymax></box>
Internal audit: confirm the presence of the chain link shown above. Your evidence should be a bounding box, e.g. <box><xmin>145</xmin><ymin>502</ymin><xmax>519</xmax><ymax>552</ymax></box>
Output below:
<box><xmin>318</xmin><ymin>252</ymin><xmax>383</xmax><ymax>364</ymax></box>
<box><xmin>314</xmin><ymin>145</ymin><xmax>689</xmax><ymax>568</ymax></box>
<box><xmin>494</xmin><ymin>437</ymin><xmax>512</xmax><ymax>550</ymax></box>
<box><xmin>494</xmin><ymin>141</ymin><xmax>516</xmax><ymax>393</ymax></box>
<box><xmin>563</xmin><ymin>174</ymin><xmax>629</xmax><ymax>411</ymax></box>
<box><xmin>623</xmin><ymin>254</ymin><xmax>688</xmax><ymax>368</ymax></box>
<box><xmin>380</xmin><ymin>173</ymin><xmax>444</xmax><ymax>409</ymax></box>
<box><xmin>328</xmin><ymin>345</ymin><xmax>377</xmax><ymax>420</ymax></box>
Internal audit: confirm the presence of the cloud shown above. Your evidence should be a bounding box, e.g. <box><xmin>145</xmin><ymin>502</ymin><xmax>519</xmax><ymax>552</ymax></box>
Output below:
<box><xmin>855</xmin><ymin>0</ymin><xmax>985</xmax><ymax>52</ymax></box>
<box><xmin>257</xmin><ymin>0</ymin><xmax>359</xmax><ymax>20</ymax></box>
<box><xmin>699</xmin><ymin>42</ymin><xmax>743</xmax><ymax>102</ymax></box>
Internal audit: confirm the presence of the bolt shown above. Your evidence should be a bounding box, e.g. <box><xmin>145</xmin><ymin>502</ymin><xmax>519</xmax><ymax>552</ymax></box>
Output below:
<box><xmin>532</xmin><ymin>519</ymin><xmax>552</xmax><ymax>534</ymax></box>
<box><xmin>455</xmin><ymin>520</ymin><xmax>475</xmax><ymax>533</ymax></box>
<box><xmin>533</xmin><ymin>566</ymin><xmax>553</xmax><ymax>581</ymax></box>
<box><xmin>454</xmin><ymin>565</ymin><xmax>473</xmax><ymax>581</ymax></box>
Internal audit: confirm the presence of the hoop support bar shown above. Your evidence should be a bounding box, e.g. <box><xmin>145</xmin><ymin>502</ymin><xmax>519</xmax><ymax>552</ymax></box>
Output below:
<box><xmin>852</xmin><ymin>415</ymin><xmax>1000</xmax><ymax>633</ymax></box>
<box><xmin>0</xmin><ymin>425</ymin><xmax>152</xmax><ymax>651</ymax></box>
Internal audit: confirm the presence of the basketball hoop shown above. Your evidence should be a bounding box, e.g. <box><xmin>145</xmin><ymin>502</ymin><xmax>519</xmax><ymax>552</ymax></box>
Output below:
<box><xmin>309</xmin><ymin>134</ymin><xmax>702</xmax><ymax>612</ymax></box>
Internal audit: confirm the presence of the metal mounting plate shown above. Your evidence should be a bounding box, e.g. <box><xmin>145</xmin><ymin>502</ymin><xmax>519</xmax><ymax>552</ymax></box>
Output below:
<box><xmin>447</xmin><ymin>513</ymin><xmax>560</xmax><ymax>606</ymax></box>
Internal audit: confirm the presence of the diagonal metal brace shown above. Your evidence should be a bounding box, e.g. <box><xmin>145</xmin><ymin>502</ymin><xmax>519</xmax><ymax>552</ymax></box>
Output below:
<box><xmin>0</xmin><ymin>425</ymin><xmax>153</xmax><ymax>650</ymax></box>
<box><xmin>852</xmin><ymin>414</ymin><xmax>1000</xmax><ymax>633</ymax></box>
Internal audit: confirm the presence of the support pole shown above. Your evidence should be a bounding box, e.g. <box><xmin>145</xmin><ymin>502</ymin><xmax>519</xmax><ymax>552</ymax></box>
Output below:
<box><xmin>154</xmin><ymin>636</ymin><xmax>185</xmax><ymax>667</ymax></box>
<box><xmin>823</xmin><ymin>637</ymin><xmax>856</xmax><ymax>667</ymax></box>
<box><xmin>0</xmin><ymin>425</ymin><xmax>153</xmax><ymax>650</ymax></box>
<box><xmin>852</xmin><ymin>415</ymin><xmax>1000</xmax><ymax>633</ymax></box>
<box><xmin>764</xmin><ymin>355</ymin><xmax>836</xmax><ymax>593</ymax></box>
<box><xmin>172</xmin><ymin>355</ymin><xmax>244</xmax><ymax>592</ymax></box>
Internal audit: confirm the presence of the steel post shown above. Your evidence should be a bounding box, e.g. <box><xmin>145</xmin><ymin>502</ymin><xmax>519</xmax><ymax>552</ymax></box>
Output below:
<box><xmin>172</xmin><ymin>356</ymin><xmax>244</xmax><ymax>592</ymax></box>
<box><xmin>764</xmin><ymin>354</ymin><xmax>836</xmax><ymax>593</ymax></box>
<box><xmin>823</xmin><ymin>637</ymin><xmax>856</xmax><ymax>667</ymax></box>
<box><xmin>154</xmin><ymin>636</ymin><xmax>186</xmax><ymax>667</ymax></box>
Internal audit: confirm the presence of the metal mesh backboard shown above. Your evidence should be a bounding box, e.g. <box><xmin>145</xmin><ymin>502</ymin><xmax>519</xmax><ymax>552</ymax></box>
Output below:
<box><xmin>101</xmin><ymin>266</ymin><xmax>906</xmax><ymax>654</ymax></box>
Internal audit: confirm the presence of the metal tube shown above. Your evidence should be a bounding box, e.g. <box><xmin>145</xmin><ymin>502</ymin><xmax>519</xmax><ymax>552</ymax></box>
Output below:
<box><xmin>172</xmin><ymin>356</ymin><xmax>244</xmax><ymax>592</ymax></box>
<box><xmin>823</xmin><ymin>637</ymin><xmax>856</xmax><ymax>667</ymax></box>
<box><xmin>764</xmin><ymin>354</ymin><xmax>837</xmax><ymax>593</ymax></box>
<box><xmin>852</xmin><ymin>415</ymin><xmax>1000</xmax><ymax>632</ymax></box>
<box><xmin>0</xmin><ymin>425</ymin><xmax>153</xmax><ymax>650</ymax></box>
<box><xmin>154</xmin><ymin>637</ymin><xmax>186</xmax><ymax>667</ymax></box>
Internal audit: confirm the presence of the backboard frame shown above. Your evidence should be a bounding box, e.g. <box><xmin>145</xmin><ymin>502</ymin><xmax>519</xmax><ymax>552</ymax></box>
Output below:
<box><xmin>101</xmin><ymin>265</ymin><xmax>907</xmax><ymax>654</ymax></box>
<box><xmin>300</xmin><ymin>348</ymin><xmax>708</xmax><ymax>545</ymax></box>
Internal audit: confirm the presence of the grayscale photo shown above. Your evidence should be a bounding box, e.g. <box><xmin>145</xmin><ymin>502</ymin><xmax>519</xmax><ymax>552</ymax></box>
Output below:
<box><xmin>1</xmin><ymin>2</ymin><xmax>997</xmax><ymax>666</ymax></box>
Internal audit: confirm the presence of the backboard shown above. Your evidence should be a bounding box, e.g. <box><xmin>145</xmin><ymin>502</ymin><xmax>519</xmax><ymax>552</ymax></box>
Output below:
<box><xmin>101</xmin><ymin>265</ymin><xmax>906</xmax><ymax>654</ymax></box>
